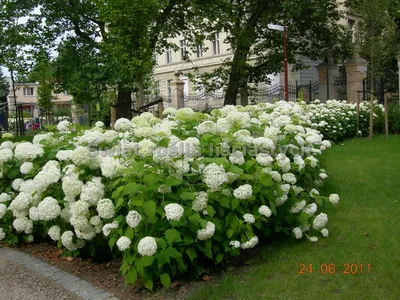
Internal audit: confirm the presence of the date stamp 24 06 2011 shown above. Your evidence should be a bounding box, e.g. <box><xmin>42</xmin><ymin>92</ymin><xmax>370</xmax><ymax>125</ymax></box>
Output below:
<box><xmin>298</xmin><ymin>263</ymin><xmax>371</xmax><ymax>275</ymax></box>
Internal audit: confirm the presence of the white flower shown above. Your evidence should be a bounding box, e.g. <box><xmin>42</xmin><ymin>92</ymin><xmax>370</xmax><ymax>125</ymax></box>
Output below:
<box><xmin>229</xmin><ymin>151</ymin><xmax>245</xmax><ymax>165</ymax></box>
<box><xmin>48</xmin><ymin>225</ymin><xmax>61</xmax><ymax>241</ymax></box>
<box><xmin>313</xmin><ymin>213</ymin><xmax>328</xmax><ymax>230</ymax></box>
<box><xmin>14</xmin><ymin>142</ymin><xmax>44</xmax><ymax>161</ymax></box>
<box><xmin>290</xmin><ymin>200</ymin><xmax>306</xmax><ymax>214</ymax></box>
<box><xmin>2</xmin><ymin>132</ymin><xmax>13</xmax><ymax>139</ymax></box>
<box><xmin>102</xmin><ymin>221</ymin><xmax>119</xmax><ymax>236</ymax></box>
<box><xmin>202</xmin><ymin>163</ymin><xmax>228</xmax><ymax>192</ymax></box>
<box><xmin>100</xmin><ymin>157</ymin><xmax>126</xmax><ymax>178</ymax></box>
<box><xmin>0</xmin><ymin>141</ymin><xmax>14</xmax><ymax>150</ymax></box>
<box><xmin>233</xmin><ymin>184</ymin><xmax>253</xmax><ymax>200</ymax></box>
<box><xmin>192</xmin><ymin>192</ymin><xmax>208</xmax><ymax>212</ymax></box>
<box><xmin>114</xmin><ymin>118</ymin><xmax>133</xmax><ymax>132</ymax></box>
<box><xmin>321</xmin><ymin>228</ymin><xmax>329</xmax><ymax>237</ymax></box>
<box><xmin>258</xmin><ymin>205</ymin><xmax>272</xmax><ymax>217</ymax></box>
<box><xmin>319</xmin><ymin>173</ymin><xmax>328</xmax><ymax>179</ymax></box>
<box><xmin>138</xmin><ymin>236</ymin><xmax>158</xmax><ymax>256</ymax></box>
<box><xmin>0</xmin><ymin>228</ymin><xmax>5</xmax><ymax>241</ymax></box>
<box><xmin>229</xmin><ymin>241</ymin><xmax>241</xmax><ymax>248</ymax></box>
<box><xmin>97</xmin><ymin>198</ymin><xmax>115</xmax><ymax>219</ymax></box>
<box><xmin>0</xmin><ymin>193</ymin><xmax>11</xmax><ymax>203</ymax></box>
<box><xmin>309</xmin><ymin>236</ymin><xmax>318</xmax><ymax>243</ymax></box>
<box><xmin>95</xmin><ymin>121</ymin><xmax>104</xmax><ymax>128</ymax></box>
<box><xmin>300</xmin><ymin>224</ymin><xmax>310</xmax><ymax>232</ymax></box>
<box><xmin>293</xmin><ymin>227</ymin><xmax>303</xmax><ymax>239</ymax></box>
<box><xmin>116</xmin><ymin>236</ymin><xmax>132</xmax><ymax>251</ymax></box>
<box><xmin>20</xmin><ymin>162</ymin><xmax>34</xmax><ymax>174</ymax></box>
<box><xmin>256</xmin><ymin>153</ymin><xmax>273</xmax><ymax>166</ymax></box>
<box><xmin>70</xmin><ymin>200</ymin><xmax>90</xmax><ymax>217</ymax></box>
<box><xmin>310</xmin><ymin>189</ymin><xmax>320</xmax><ymax>197</ymax></box>
<box><xmin>197</xmin><ymin>221</ymin><xmax>215</xmax><ymax>240</ymax></box>
<box><xmin>243</xmin><ymin>213</ymin><xmax>255</xmax><ymax>224</ymax></box>
<box><xmin>89</xmin><ymin>216</ymin><xmax>103</xmax><ymax>233</ymax></box>
<box><xmin>126</xmin><ymin>210</ymin><xmax>142</xmax><ymax>228</ymax></box>
<box><xmin>241</xmin><ymin>236</ymin><xmax>259</xmax><ymax>249</ymax></box>
<box><xmin>37</xmin><ymin>197</ymin><xmax>61</xmax><ymax>221</ymax></box>
<box><xmin>0</xmin><ymin>204</ymin><xmax>7</xmax><ymax>219</ymax></box>
<box><xmin>197</xmin><ymin>121</ymin><xmax>217</xmax><ymax>135</ymax></box>
<box><xmin>62</xmin><ymin>176</ymin><xmax>83</xmax><ymax>199</ymax></box>
<box><xmin>303</xmin><ymin>203</ymin><xmax>317</xmax><ymax>215</ymax></box>
<box><xmin>57</xmin><ymin>120</ymin><xmax>72</xmax><ymax>133</ymax></box>
<box><xmin>282</xmin><ymin>173</ymin><xmax>297</xmax><ymax>184</ymax></box>
<box><xmin>164</xmin><ymin>203</ymin><xmax>184</xmax><ymax>221</ymax></box>
<box><xmin>13</xmin><ymin>217</ymin><xmax>33</xmax><ymax>234</ymax></box>
<box><xmin>80</xmin><ymin>177</ymin><xmax>105</xmax><ymax>206</ymax></box>
<box><xmin>0</xmin><ymin>148</ymin><xmax>13</xmax><ymax>164</ymax></box>
<box><xmin>61</xmin><ymin>230</ymin><xmax>85</xmax><ymax>251</ymax></box>
<box><xmin>329</xmin><ymin>194</ymin><xmax>340</xmax><ymax>205</ymax></box>
<box><xmin>280</xmin><ymin>184</ymin><xmax>290</xmax><ymax>194</ymax></box>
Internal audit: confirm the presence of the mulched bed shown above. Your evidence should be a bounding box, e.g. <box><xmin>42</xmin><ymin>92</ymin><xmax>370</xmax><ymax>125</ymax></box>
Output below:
<box><xmin>14</xmin><ymin>242</ymin><xmax>207</xmax><ymax>300</ymax></box>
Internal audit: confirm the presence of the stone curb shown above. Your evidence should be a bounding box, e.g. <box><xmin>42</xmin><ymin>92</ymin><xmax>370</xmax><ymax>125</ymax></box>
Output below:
<box><xmin>0</xmin><ymin>246</ymin><xmax>119</xmax><ymax>300</ymax></box>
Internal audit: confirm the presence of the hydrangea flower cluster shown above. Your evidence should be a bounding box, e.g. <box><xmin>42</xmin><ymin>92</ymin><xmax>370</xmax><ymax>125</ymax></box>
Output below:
<box><xmin>0</xmin><ymin>100</ymin><xmax>372</xmax><ymax>289</ymax></box>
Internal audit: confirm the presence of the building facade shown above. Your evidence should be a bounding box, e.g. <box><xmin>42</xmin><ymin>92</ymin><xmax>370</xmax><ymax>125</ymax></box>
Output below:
<box><xmin>153</xmin><ymin>1</ymin><xmax>362</xmax><ymax>107</ymax></box>
<box><xmin>7</xmin><ymin>82</ymin><xmax>72</xmax><ymax>117</ymax></box>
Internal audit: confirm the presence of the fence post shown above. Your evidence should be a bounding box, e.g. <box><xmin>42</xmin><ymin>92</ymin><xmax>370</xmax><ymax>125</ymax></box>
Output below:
<box><xmin>362</xmin><ymin>79</ymin><xmax>365</xmax><ymax>101</ymax></box>
<box><xmin>295</xmin><ymin>81</ymin><xmax>298</xmax><ymax>99</ymax></box>
<box><xmin>380</xmin><ymin>77</ymin><xmax>384</xmax><ymax>103</ymax></box>
<box><xmin>344</xmin><ymin>44</ymin><xmax>368</xmax><ymax>103</ymax></box>
<box><xmin>170</xmin><ymin>70</ymin><xmax>185</xmax><ymax>109</ymax></box>
<box><xmin>309</xmin><ymin>80</ymin><xmax>312</xmax><ymax>102</ymax></box>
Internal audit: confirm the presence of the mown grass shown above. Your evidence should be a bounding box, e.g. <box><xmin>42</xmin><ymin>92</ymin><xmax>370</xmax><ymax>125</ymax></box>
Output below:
<box><xmin>189</xmin><ymin>135</ymin><xmax>400</xmax><ymax>300</ymax></box>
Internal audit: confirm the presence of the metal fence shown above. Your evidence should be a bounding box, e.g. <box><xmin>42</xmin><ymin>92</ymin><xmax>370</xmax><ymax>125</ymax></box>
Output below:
<box><xmin>333</xmin><ymin>74</ymin><xmax>347</xmax><ymax>100</ymax></box>
<box><xmin>361</xmin><ymin>77</ymin><xmax>399</xmax><ymax>103</ymax></box>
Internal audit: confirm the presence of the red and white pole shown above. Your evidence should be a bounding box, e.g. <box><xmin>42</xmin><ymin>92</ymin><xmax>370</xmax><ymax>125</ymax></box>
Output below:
<box><xmin>283</xmin><ymin>26</ymin><xmax>289</xmax><ymax>102</ymax></box>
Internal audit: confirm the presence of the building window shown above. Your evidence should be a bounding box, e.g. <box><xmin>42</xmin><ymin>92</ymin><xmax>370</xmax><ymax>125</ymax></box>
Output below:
<box><xmin>23</xmin><ymin>87</ymin><xmax>35</xmax><ymax>96</ymax></box>
<box><xmin>348</xmin><ymin>19</ymin><xmax>356</xmax><ymax>42</ymax></box>
<box><xmin>166</xmin><ymin>48</ymin><xmax>172</xmax><ymax>64</ymax></box>
<box><xmin>167</xmin><ymin>80</ymin><xmax>172</xmax><ymax>101</ymax></box>
<box><xmin>180</xmin><ymin>40</ymin><xmax>187</xmax><ymax>60</ymax></box>
<box><xmin>212</xmin><ymin>32</ymin><xmax>220</xmax><ymax>55</ymax></box>
<box><xmin>196</xmin><ymin>45</ymin><xmax>203</xmax><ymax>58</ymax></box>
<box><xmin>153</xmin><ymin>52</ymin><xmax>158</xmax><ymax>64</ymax></box>
<box><xmin>155</xmin><ymin>81</ymin><xmax>160</xmax><ymax>96</ymax></box>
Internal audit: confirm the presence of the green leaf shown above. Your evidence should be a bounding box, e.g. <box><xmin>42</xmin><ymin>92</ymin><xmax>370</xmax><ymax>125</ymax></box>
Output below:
<box><xmin>231</xmin><ymin>198</ymin><xmax>240</xmax><ymax>210</ymax></box>
<box><xmin>131</xmin><ymin>194</ymin><xmax>144</xmax><ymax>207</ymax></box>
<box><xmin>219</xmin><ymin>197</ymin><xmax>230</xmax><ymax>208</ymax></box>
<box><xmin>143</xmin><ymin>278</ymin><xmax>153</xmax><ymax>290</ymax></box>
<box><xmin>299</xmin><ymin>212</ymin><xmax>311</xmax><ymax>223</ymax></box>
<box><xmin>206</xmin><ymin>205</ymin><xmax>216</xmax><ymax>218</ymax></box>
<box><xmin>124</xmin><ymin>182</ymin><xmax>141</xmax><ymax>195</ymax></box>
<box><xmin>165</xmin><ymin>247</ymin><xmax>182</xmax><ymax>259</ymax></box>
<box><xmin>125</xmin><ymin>269</ymin><xmax>137</xmax><ymax>286</ymax></box>
<box><xmin>137</xmin><ymin>256</ymin><xmax>154</xmax><ymax>268</ymax></box>
<box><xmin>160</xmin><ymin>273</ymin><xmax>171</xmax><ymax>288</ymax></box>
<box><xmin>180</xmin><ymin>192</ymin><xmax>195</xmax><ymax>200</ymax></box>
<box><xmin>243</xmin><ymin>160</ymin><xmax>256</xmax><ymax>173</ymax></box>
<box><xmin>108</xmin><ymin>235</ymin><xmax>118</xmax><ymax>249</ymax></box>
<box><xmin>269</xmin><ymin>202</ymin><xmax>277</xmax><ymax>215</ymax></box>
<box><xmin>157</xmin><ymin>253</ymin><xmax>168</xmax><ymax>268</ymax></box>
<box><xmin>165</xmin><ymin>229</ymin><xmax>180</xmax><ymax>245</ymax></box>
<box><xmin>143</xmin><ymin>200</ymin><xmax>157</xmax><ymax>218</ymax></box>
<box><xmin>143</xmin><ymin>173</ymin><xmax>162</xmax><ymax>187</ymax></box>
<box><xmin>125</xmin><ymin>227</ymin><xmax>134</xmax><ymax>240</ymax></box>
<box><xmin>115</xmin><ymin>197</ymin><xmax>125</xmax><ymax>210</ymax></box>
<box><xmin>227</xmin><ymin>229</ymin><xmax>234</xmax><ymax>238</ymax></box>
<box><xmin>228</xmin><ymin>165</ymin><xmax>244</xmax><ymax>175</ymax></box>
<box><xmin>216</xmin><ymin>253</ymin><xmax>224</xmax><ymax>264</ymax></box>
<box><xmin>188</xmin><ymin>214</ymin><xmax>200</xmax><ymax>226</ymax></box>
<box><xmin>186</xmin><ymin>247</ymin><xmax>197</xmax><ymax>261</ymax></box>
<box><xmin>274</xmin><ymin>225</ymin><xmax>282</xmax><ymax>233</ymax></box>
<box><xmin>166</xmin><ymin>177</ymin><xmax>183</xmax><ymax>186</ymax></box>
<box><xmin>260</xmin><ymin>173</ymin><xmax>274</xmax><ymax>187</ymax></box>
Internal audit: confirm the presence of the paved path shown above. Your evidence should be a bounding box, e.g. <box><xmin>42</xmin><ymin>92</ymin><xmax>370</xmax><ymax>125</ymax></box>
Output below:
<box><xmin>0</xmin><ymin>246</ymin><xmax>119</xmax><ymax>300</ymax></box>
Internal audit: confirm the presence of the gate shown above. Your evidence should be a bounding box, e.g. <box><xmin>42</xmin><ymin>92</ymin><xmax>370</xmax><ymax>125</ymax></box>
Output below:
<box><xmin>333</xmin><ymin>74</ymin><xmax>347</xmax><ymax>100</ymax></box>
<box><xmin>295</xmin><ymin>81</ymin><xmax>319</xmax><ymax>102</ymax></box>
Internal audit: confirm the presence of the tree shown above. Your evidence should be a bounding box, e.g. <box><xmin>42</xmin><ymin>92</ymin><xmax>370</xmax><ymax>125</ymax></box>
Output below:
<box><xmin>346</xmin><ymin>0</ymin><xmax>398</xmax><ymax>139</ymax></box>
<box><xmin>187</xmin><ymin>0</ymin><xmax>350</xmax><ymax>105</ymax></box>
<box><xmin>0</xmin><ymin>69</ymin><xmax>10</xmax><ymax>131</ymax></box>
<box><xmin>29</xmin><ymin>51</ymin><xmax>57</xmax><ymax>124</ymax></box>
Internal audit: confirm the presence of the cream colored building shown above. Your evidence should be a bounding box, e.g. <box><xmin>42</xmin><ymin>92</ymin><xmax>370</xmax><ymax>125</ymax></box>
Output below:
<box><xmin>7</xmin><ymin>82</ymin><xmax>72</xmax><ymax>117</ymax></box>
<box><xmin>153</xmin><ymin>1</ymin><xmax>361</xmax><ymax>106</ymax></box>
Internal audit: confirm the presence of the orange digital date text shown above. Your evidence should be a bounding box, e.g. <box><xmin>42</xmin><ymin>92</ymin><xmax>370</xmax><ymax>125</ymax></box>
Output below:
<box><xmin>298</xmin><ymin>263</ymin><xmax>371</xmax><ymax>274</ymax></box>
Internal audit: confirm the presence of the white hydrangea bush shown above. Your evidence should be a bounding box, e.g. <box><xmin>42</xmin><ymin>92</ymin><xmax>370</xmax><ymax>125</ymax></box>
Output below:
<box><xmin>0</xmin><ymin>100</ymin><xmax>373</xmax><ymax>290</ymax></box>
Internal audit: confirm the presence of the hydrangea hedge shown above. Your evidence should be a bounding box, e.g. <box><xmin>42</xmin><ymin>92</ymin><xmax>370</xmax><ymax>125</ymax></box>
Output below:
<box><xmin>0</xmin><ymin>100</ymin><xmax>377</xmax><ymax>289</ymax></box>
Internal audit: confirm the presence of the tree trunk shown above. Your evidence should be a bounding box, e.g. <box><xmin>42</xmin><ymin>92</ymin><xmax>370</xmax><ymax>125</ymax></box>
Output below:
<box><xmin>137</xmin><ymin>73</ymin><xmax>145</xmax><ymax>110</ymax></box>
<box><xmin>116</xmin><ymin>85</ymin><xmax>132</xmax><ymax>120</ymax></box>
<box><xmin>224</xmin><ymin>47</ymin><xmax>251</xmax><ymax>105</ymax></box>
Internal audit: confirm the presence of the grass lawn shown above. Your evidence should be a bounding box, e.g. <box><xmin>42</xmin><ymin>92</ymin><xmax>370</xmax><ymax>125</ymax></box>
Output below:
<box><xmin>189</xmin><ymin>135</ymin><xmax>400</xmax><ymax>300</ymax></box>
